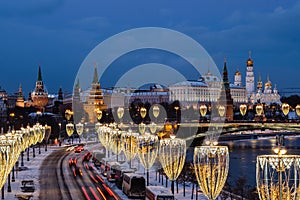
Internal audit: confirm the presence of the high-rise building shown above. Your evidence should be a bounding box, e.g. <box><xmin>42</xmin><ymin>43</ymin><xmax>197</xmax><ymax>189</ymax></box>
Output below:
<box><xmin>246</xmin><ymin>52</ymin><xmax>255</xmax><ymax>98</ymax></box>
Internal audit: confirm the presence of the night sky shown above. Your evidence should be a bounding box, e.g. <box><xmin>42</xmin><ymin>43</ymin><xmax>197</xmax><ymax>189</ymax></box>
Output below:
<box><xmin>0</xmin><ymin>0</ymin><xmax>299</xmax><ymax>96</ymax></box>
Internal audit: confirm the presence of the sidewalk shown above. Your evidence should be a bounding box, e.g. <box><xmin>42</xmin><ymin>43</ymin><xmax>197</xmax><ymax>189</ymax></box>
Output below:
<box><xmin>2</xmin><ymin>145</ymin><xmax>56</xmax><ymax>200</ymax></box>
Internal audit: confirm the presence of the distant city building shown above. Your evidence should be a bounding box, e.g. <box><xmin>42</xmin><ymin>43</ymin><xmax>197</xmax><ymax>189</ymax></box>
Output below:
<box><xmin>0</xmin><ymin>94</ymin><xmax>7</xmax><ymax>126</ymax></box>
<box><xmin>169</xmin><ymin>63</ymin><xmax>247</xmax><ymax>107</ymax></box>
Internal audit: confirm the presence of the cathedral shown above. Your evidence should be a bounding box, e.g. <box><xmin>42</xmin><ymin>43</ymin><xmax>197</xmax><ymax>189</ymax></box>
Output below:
<box><xmin>245</xmin><ymin>53</ymin><xmax>281</xmax><ymax>105</ymax></box>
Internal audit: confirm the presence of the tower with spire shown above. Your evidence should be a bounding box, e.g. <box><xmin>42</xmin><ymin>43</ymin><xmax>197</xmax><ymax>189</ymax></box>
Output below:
<box><xmin>234</xmin><ymin>69</ymin><xmax>242</xmax><ymax>86</ymax></box>
<box><xmin>218</xmin><ymin>58</ymin><xmax>234</xmax><ymax>121</ymax></box>
<box><xmin>246</xmin><ymin>51</ymin><xmax>255</xmax><ymax>98</ymax></box>
<box><xmin>31</xmin><ymin>66</ymin><xmax>48</xmax><ymax>109</ymax></box>
<box><xmin>83</xmin><ymin>65</ymin><xmax>107</xmax><ymax>123</ymax></box>
<box><xmin>16</xmin><ymin>84</ymin><xmax>25</xmax><ymax>108</ymax></box>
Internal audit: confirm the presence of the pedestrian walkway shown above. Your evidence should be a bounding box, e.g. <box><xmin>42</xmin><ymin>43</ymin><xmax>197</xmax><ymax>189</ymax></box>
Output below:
<box><xmin>2</xmin><ymin>145</ymin><xmax>56</xmax><ymax>200</ymax></box>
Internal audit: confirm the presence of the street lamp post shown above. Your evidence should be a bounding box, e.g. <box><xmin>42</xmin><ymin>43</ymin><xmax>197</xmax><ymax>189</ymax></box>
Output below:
<box><xmin>159</xmin><ymin>138</ymin><xmax>186</xmax><ymax>194</ymax></box>
<box><xmin>194</xmin><ymin>143</ymin><xmax>229</xmax><ymax>200</ymax></box>
<box><xmin>137</xmin><ymin>133</ymin><xmax>158</xmax><ymax>186</ymax></box>
<box><xmin>256</xmin><ymin>135</ymin><xmax>300</xmax><ymax>200</ymax></box>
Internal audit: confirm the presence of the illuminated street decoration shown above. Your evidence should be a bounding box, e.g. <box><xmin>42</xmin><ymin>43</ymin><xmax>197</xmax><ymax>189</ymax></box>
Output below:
<box><xmin>152</xmin><ymin>105</ymin><xmax>160</xmax><ymax>118</ymax></box>
<box><xmin>194</xmin><ymin>145</ymin><xmax>229</xmax><ymax>200</ymax></box>
<box><xmin>140</xmin><ymin>107</ymin><xmax>147</xmax><ymax>119</ymax></box>
<box><xmin>240</xmin><ymin>104</ymin><xmax>247</xmax><ymax>116</ymax></box>
<box><xmin>257</xmin><ymin>136</ymin><xmax>300</xmax><ymax>200</ymax></box>
<box><xmin>296</xmin><ymin>105</ymin><xmax>300</xmax><ymax>117</ymax></box>
<box><xmin>137</xmin><ymin>133</ymin><xmax>158</xmax><ymax>186</ymax></box>
<box><xmin>281</xmin><ymin>103</ymin><xmax>290</xmax><ymax>116</ymax></box>
<box><xmin>200</xmin><ymin>104</ymin><xmax>208</xmax><ymax>117</ymax></box>
<box><xmin>256</xmin><ymin>104</ymin><xmax>264</xmax><ymax>116</ymax></box>
<box><xmin>159</xmin><ymin>138</ymin><xmax>186</xmax><ymax>194</ymax></box>
<box><xmin>218</xmin><ymin>105</ymin><xmax>226</xmax><ymax>117</ymax></box>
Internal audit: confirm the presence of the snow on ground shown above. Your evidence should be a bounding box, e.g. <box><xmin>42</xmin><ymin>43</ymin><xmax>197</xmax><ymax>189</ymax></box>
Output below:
<box><xmin>2</xmin><ymin>146</ymin><xmax>55</xmax><ymax>200</ymax></box>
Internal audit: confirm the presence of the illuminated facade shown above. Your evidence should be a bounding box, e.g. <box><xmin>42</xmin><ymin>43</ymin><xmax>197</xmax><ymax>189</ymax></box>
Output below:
<box><xmin>246</xmin><ymin>54</ymin><xmax>255</xmax><ymax>98</ymax></box>
<box><xmin>250</xmin><ymin>76</ymin><xmax>281</xmax><ymax>105</ymax></box>
<box><xmin>83</xmin><ymin>66</ymin><xmax>107</xmax><ymax>123</ymax></box>
<box><xmin>31</xmin><ymin>66</ymin><xmax>48</xmax><ymax>109</ymax></box>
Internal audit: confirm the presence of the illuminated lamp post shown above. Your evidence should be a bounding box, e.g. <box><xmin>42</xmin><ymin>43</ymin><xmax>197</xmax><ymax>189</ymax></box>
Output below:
<box><xmin>281</xmin><ymin>103</ymin><xmax>290</xmax><ymax>121</ymax></box>
<box><xmin>199</xmin><ymin>104</ymin><xmax>207</xmax><ymax>121</ymax></box>
<box><xmin>194</xmin><ymin>142</ymin><xmax>229</xmax><ymax>200</ymax></box>
<box><xmin>239</xmin><ymin>104</ymin><xmax>247</xmax><ymax>120</ymax></box>
<box><xmin>137</xmin><ymin>133</ymin><xmax>158</xmax><ymax>186</ymax></box>
<box><xmin>44</xmin><ymin>125</ymin><xmax>51</xmax><ymax>151</ymax></box>
<box><xmin>140</xmin><ymin>107</ymin><xmax>147</xmax><ymax>123</ymax></box>
<box><xmin>159</xmin><ymin>138</ymin><xmax>186</xmax><ymax>194</ymax></box>
<box><xmin>0</xmin><ymin>144</ymin><xmax>10</xmax><ymax>198</ymax></box>
<box><xmin>295</xmin><ymin>104</ymin><xmax>300</xmax><ymax>117</ymax></box>
<box><xmin>149</xmin><ymin>122</ymin><xmax>157</xmax><ymax>135</ymax></box>
<box><xmin>218</xmin><ymin>105</ymin><xmax>225</xmax><ymax>118</ymax></box>
<box><xmin>174</xmin><ymin>106</ymin><xmax>179</xmax><ymax>122</ymax></box>
<box><xmin>152</xmin><ymin>105</ymin><xmax>160</xmax><ymax>121</ymax></box>
<box><xmin>76</xmin><ymin>123</ymin><xmax>84</xmax><ymax>143</ymax></box>
<box><xmin>256</xmin><ymin>135</ymin><xmax>300</xmax><ymax>200</ymax></box>
<box><xmin>117</xmin><ymin>107</ymin><xmax>124</xmax><ymax>125</ymax></box>
<box><xmin>111</xmin><ymin>129</ymin><xmax>122</xmax><ymax>162</ymax></box>
<box><xmin>122</xmin><ymin>130</ymin><xmax>138</xmax><ymax>168</ymax></box>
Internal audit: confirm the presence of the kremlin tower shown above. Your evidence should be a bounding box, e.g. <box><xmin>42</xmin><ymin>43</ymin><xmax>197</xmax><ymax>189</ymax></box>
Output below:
<box><xmin>83</xmin><ymin>66</ymin><xmax>107</xmax><ymax>123</ymax></box>
<box><xmin>31</xmin><ymin>66</ymin><xmax>48</xmax><ymax>109</ymax></box>
<box><xmin>234</xmin><ymin>70</ymin><xmax>242</xmax><ymax>86</ymax></box>
<box><xmin>218</xmin><ymin>58</ymin><xmax>234</xmax><ymax>121</ymax></box>
<box><xmin>16</xmin><ymin>84</ymin><xmax>25</xmax><ymax>108</ymax></box>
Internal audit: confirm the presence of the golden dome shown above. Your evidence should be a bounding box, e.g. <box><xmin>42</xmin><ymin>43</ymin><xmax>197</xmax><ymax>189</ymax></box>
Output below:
<box><xmin>247</xmin><ymin>58</ymin><xmax>253</xmax><ymax>66</ymax></box>
<box><xmin>265</xmin><ymin>81</ymin><xmax>272</xmax><ymax>87</ymax></box>
<box><xmin>235</xmin><ymin>71</ymin><xmax>241</xmax><ymax>76</ymax></box>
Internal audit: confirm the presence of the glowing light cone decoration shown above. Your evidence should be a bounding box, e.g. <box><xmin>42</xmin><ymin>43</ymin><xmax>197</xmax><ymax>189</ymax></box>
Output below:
<box><xmin>218</xmin><ymin>105</ymin><xmax>226</xmax><ymax>117</ymax></box>
<box><xmin>0</xmin><ymin>144</ymin><xmax>10</xmax><ymax>190</ymax></box>
<box><xmin>256</xmin><ymin>104</ymin><xmax>264</xmax><ymax>116</ymax></box>
<box><xmin>256</xmin><ymin>155</ymin><xmax>300</xmax><ymax>200</ymax></box>
<box><xmin>200</xmin><ymin>104</ymin><xmax>208</xmax><ymax>117</ymax></box>
<box><xmin>140</xmin><ymin>107</ymin><xmax>147</xmax><ymax>119</ymax></box>
<box><xmin>152</xmin><ymin>105</ymin><xmax>160</xmax><ymax>118</ymax></box>
<box><xmin>137</xmin><ymin>133</ymin><xmax>159</xmax><ymax>186</ymax></box>
<box><xmin>257</xmin><ymin>135</ymin><xmax>300</xmax><ymax>200</ymax></box>
<box><xmin>76</xmin><ymin>123</ymin><xmax>84</xmax><ymax>136</ymax></box>
<box><xmin>296</xmin><ymin>105</ymin><xmax>300</xmax><ymax>117</ymax></box>
<box><xmin>117</xmin><ymin>107</ymin><xmax>124</xmax><ymax>120</ymax></box>
<box><xmin>66</xmin><ymin>123</ymin><xmax>74</xmax><ymax>137</ymax></box>
<box><xmin>240</xmin><ymin>104</ymin><xmax>247</xmax><ymax>116</ymax></box>
<box><xmin>282</xmin><ymin>103</ymin><xmax>290</xmax><ymax>116</ymax></box>
<box><xmin>159</xmin><ymin>138</ymin><xmax>186</xmax><ymax>194</ymax></box>
<box><xmin>149</xmin><ymin>122</ymin><xmax>157</xmax><ymax>134</ymax></box>
<box><xmin>194</xmin><ymin>145</ymin><xmax>229</xmax><ymax>200</ymax></box>
<box><xmin>122</xmin><ymin>130</ymin><xmax>138</xmax><ymax>162</ymax></box>
<box><xmin>139</xmin><ymin>122</ymin><xmax>146</xmax><ymax>135</ymax></box>
<box><xmin>111</xmin><ymin>130</ymin><xmax>123</xmax><ymax>156</ymax></box>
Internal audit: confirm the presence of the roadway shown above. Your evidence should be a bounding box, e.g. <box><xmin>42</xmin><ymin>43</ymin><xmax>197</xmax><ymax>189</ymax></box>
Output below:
<box><xmin>39</xmin><ymin>145</ymin><xmax>118</xmax><ymax>200</ymax></box>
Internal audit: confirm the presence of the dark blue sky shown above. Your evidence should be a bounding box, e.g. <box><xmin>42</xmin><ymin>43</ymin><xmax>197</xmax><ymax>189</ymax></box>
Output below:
<box><xmin>0</xmin><ymin>0</ymin><xmax>299</xmax><ymax>96</ymax></box>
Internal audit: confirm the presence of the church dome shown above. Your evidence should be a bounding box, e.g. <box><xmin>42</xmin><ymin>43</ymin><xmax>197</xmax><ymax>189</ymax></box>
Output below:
<box><xmin>247</xmin><ymin>58</ymin><xmax>253</xmax><ymax>66</ymax></box>
<box><xmin>235</xmin><ymin>71</ymin><xmax>241</xmax><ymax>76</ymax></box>
<box><xmin>265</xmin><ymin>80</ymin><xmax>272</xmax><ymax>87</ymax></box>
